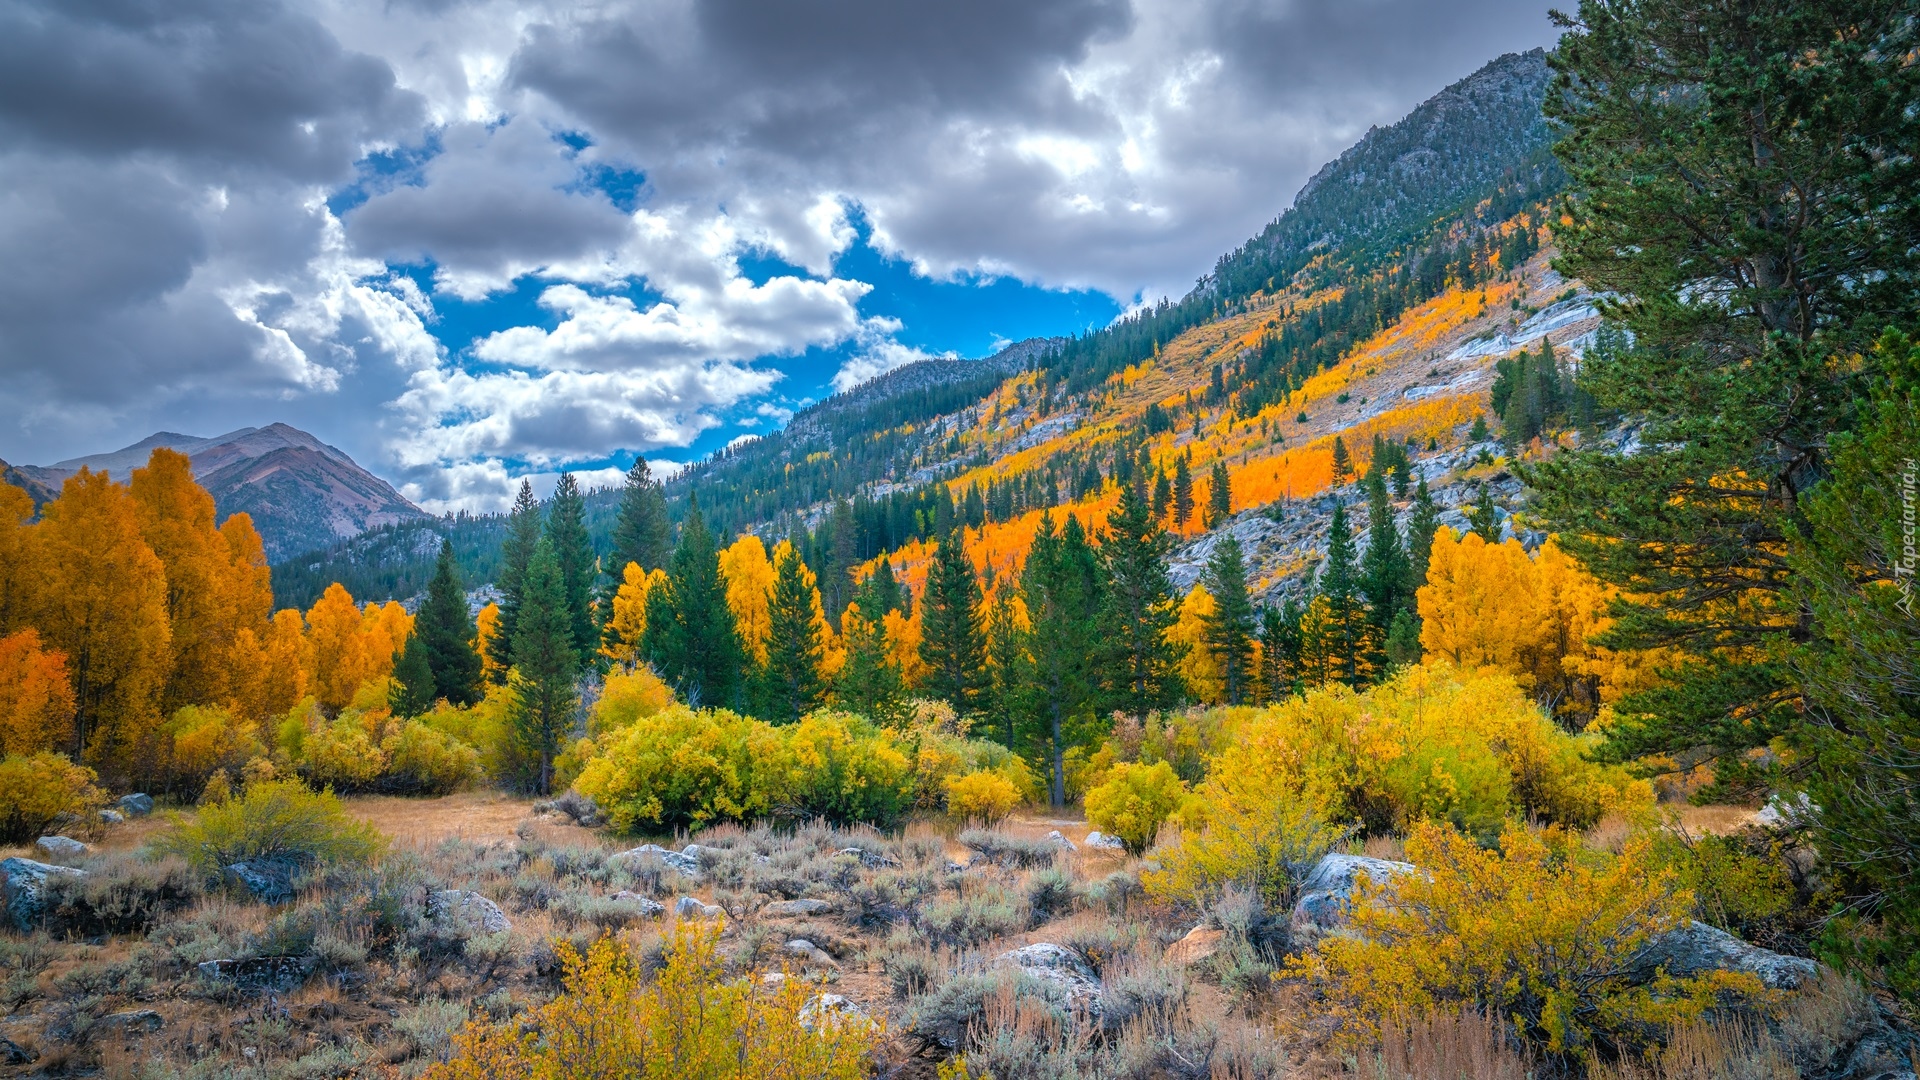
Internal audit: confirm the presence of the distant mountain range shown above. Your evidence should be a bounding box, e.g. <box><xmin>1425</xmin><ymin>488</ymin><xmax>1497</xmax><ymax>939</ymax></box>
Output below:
<box><xmin>3</xmin><ymin>423</ymin><xmax>429</xmax><ymax>562</ymax></box>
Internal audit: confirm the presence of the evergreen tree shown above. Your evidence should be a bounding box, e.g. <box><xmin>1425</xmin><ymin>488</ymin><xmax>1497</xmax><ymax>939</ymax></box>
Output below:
<box><xmin>1330</xmin><ymin>436</ymin><xmax>1352</xmax><ymax>482</ymax></box>
<box><xmin>985</xmin><ymin>586</ymin><xmax>1028</xmax><ymax>749</ymax></box>
<box><xmin>1258</xmin><ymin>599</ymin><xmax>1303</xmax><ymax>703</ymax></box>
<box><xmin>1529</xmin><ymin>0</ymin><xmax>1920</xmax><ymax>791</ymax></box>
<box><xmin>416</xmin><ymin>539</ymin><xmax>482</xmax><ymax>706</ymax></box>
<box><xmin>643</xmin><ymin>502</ymin><xmax>744</xmax><ymax>708</ymax></box>
<box><xmin>508</xmin><ymin>539</ymin><xmax>578</xmax><ymax>795</ymax></box>
<box><xmin>1384</xmin><ymin>608</ymin><xmax>1422</xmax><ymax>669</ymax></box>
<box><xmin>1316</xmin><ymin>500</ymin><xmax>1370</xmax><ymax>686</ymax></box>
<box><xmin>1468</xmin><ymin>414</ymin><xmax>1491</xmax><ymax>442</ymax></box>
<box><xmin>1360</xmin><ymin>472</ymin><xmax>1413</xmax><ymax>643</ymax></box>
<box><xmin>1468</xmin><ymin>486</ymin><xmax>1501</xmax><ymax>543</ymax></box>
<box><xmin>919</xmin><ymin>529</ymin><xmax>987</xmax><ymax>713</ymax></box>
<box><xmin>610</xmin><ymin>457</ymin><xmax>671</xmax><ymax>574</ymax></box>
<box><xmin>1206</xmin><ymin>460</ymin><xmax>1233</xmax><ymax>528</ymax></box>
<box><xmin>544</xmin><ymin>472</ymin><xmax>599</xmax><ymax>664</ymax></box>
<box><xmin>389</xmin><ymin>635</ymin><xmax>436</xmax><ymax>719</ymax></box>
<box><xmin>838</xmin><ymin>603</ymin><xmax>909</xmax><ymax>727</ymax></box>
<box><xmin>1151</xmin><ymin>469</ymin><xmax>1172</xmax><ymax>520</ymax></box>
<box><xmin>1406</xmin><ymin>479</ymin><xmax>1442</xmax><ymax>587</ymax></box>
<box><xmin>491</xmin><ymin>480</ymin><xmax>542</xmax><ymax>683</ymax></box>
<box><xmin>1202</xmin><ymin>534</ymin><xmax>1257</xmax><ymax>705</ymax></box>
<box><xmin>1172</xmin><ymin>457</ymin><xmax>1194</xmax><ymax>528</ymax></box>
<box><xmin>762</xmin><ymin>544</ymin><xmax>824</xmax><ymax>723</ymax></box>
<box><xmin>859</xmin><ymin>558</ymin><xmax>905</xmax><ymax>618</ymax></box>
<box><xmin>1021</xmin><ymin>514</ymin><xmax>1102</xmax><ymax>805</ymax></box>
<box><xmin>1097</xmin><ymin>481</ymin><xmax>1185</xmax><ymax>714</ymax></box>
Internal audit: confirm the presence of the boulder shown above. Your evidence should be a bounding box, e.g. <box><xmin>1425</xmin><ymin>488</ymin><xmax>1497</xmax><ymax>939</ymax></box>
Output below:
<box><xmin>97</xmin><ymin>1010</ymin><xmax>164</xmax><ymax>1035</ymax></box>
<box><xmin>196</xmin><ymin>956</ymin><xmax>314</xmax><ymax>992</ymax></box>
<box><xmin>1044</xmin><ymin>830</ymin><xmax>1078</xmax><ymax>852</ymax></box>
<box><xmin>612</xmin><ymin>843</ymin><xmax>701</xmax><ymax>877</ymax></box>
<box><xmin>675</xmin><ymin>896</ymin><xmax>723</xmax><ymax>919</ymax></box>
<box><xmin>222</xmin><ymin>858</ymin><xmax>298</xmax><ymax>904</ymax></box>
<box><xmin>610</xmin><ymin>891</ymin><xmax>665</xmax><ymax>917</ymax></box>
<box><xmin>1630</xmin><ymin>920</ymin><xmax>1820</xmax><ymax>991</ymax></box>
<box><xmin>783</xmin><ymin>938</ymin><xmax>837</xmax><ymax>965</ymax></box>
<box><xmin>1289</xmin><ymin>854</ymin><xmax>1416</xmax><ymax>944</ymax></box>
<box><xmin>762</xmin><ymin>898</ymin><xmax>833</xmax><ymax>918</ymax></box>
<box><xmin>118</xmin><ymin>793</ymin><xmax>154</xmax><ymax>817</ymax></box>
<box><xmin>798</xmin><ymin>993</ymin><xmax>873</xmax><ymax>1034</ymax></box>
<box><xmin>1</xmin><ymin>857</ymin><xmax>86</xmax><ymax>931</ymax></box>
<box><xmin>98</xmin><ymin>809</ymin><xmax>125</xmax><ymax>825</ymax></box>
<box><xmin>994</xmin><ymin>943</ymin><xmax>1102</xmax><ymax>1020</ymax></box>
<box><xmin>1163</xmin><ymin>925</ymin><xmax>1225</xmax><ymax>967</ymax></box>
<box><xmin>34</xmin><ymin>835</ymin><xmax>87</xmax><ymax>859</ymax></box>
<box><xmin>1084</xmin><ymin>831</ymin><xmax>1127</xmax><ymax>852</ymax></box>
<box><xmin>429</xmin><ymin>890</ymin><xmax>511</xmax><ymax>934</ymax></box>
<box><xmin>835</xmin><ymin>846</ymin><xmax>900</xmax><ymax>869</ymax></box>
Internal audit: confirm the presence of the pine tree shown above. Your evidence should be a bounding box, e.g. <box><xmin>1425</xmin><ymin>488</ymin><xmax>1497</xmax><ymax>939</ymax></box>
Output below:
<box><xmin>1384</xmin><ymin>608</ymin><xmax>1421</xmax><ymax>669</ymax></box>
<box><xmin>1360</xmin><ymin>473</ymin><xmax>1413</xmax><ymax>644</ymax></box>
<box><xmin>508</xmin><ymin>539</ymin><xmax>578</xmax><ymax>795</ymax></box>
<box><xmin>1316</xmin><ymin>500</ymin><xmax>1370</xmax><ymax>686</ymax></box>
<box><xmin>861</xmin><ymin>558</ymin><xmax>905</xmax><ymax>618</ymax></box>
<box><xmin>545</xmin><ymin>472</ymin><xmax>599</xmax><ymax>664</ymax></box>
<box><xmin>985</xmin><ymin>586</ymin><xmax>1028</xmax><ymax>749</ymax></box>
<box><xmin>1172</xmin><ymin>457</ymin><xmax>1194</xmax><ymax>528</ymax></box>
<box><xmin>1258</xmin><ymin>599</ymin><xmax>1302</xmax><ymax>703</ymax></box>
<box><xmin>1202</xmin><ymin>534</ymin><xmax>1257</xmax><ymax>705</ymax></box>
<box><xmin>1151</xmin><ymin>469</ymin><xmax>1172</xmax><ymax>520</ymax></box>
<box><xmin>1021</xmin><ymin>514</ymin><xmax>1102</xmax><ymax>805</ymax></box>
<box><xmin>417</xmin><ymin>539</ymin><xmax>481</xmax><ymax>706</ymax></box>
<box><xmin>1407</xmin><ymin>479</ymin><xmax>1442</xmax><ymax>588</ymax></box>
<box><xmin>492</xmin><ymin>480</ymin><xmax>542</xmax><ymax>683</ymax></box>
<box><xmin>1468</xmin><ymin>486</ymin><xmax>1501</xmax><ymax>543</ymax></box>
<box><xmin>762</xmin><ymin>544</ymin><xmax>824</xmax><ymax>723</ymax></box>
<box><xmin>1468</xmin><ymin>415</ymin><xmax>1490</xmax><ymax>442</ymax></box>
<box><xmin>1528</xmin><ymin>0</ymin><xmax>1920</xmax><ymax>791</ymax></box>
<box><xmin>1207</xmin><ymin>461</ymin><xmax>1233</xmax><ymax>528</ymax></box>
<box><xmin>389</xmin><ymin>634</ymin><xmax>436</xmax><ymax>719</ymax></box>
<box><xmin>919</xmin><ymin>529</ymin><xmax>987</xmax><ymax>713</ymax></box>
<box><xmin>1097</xmin><ymin>481</ymin><xmax>1185</xmax><ymax>714</ymax></box>
<box><xmin>643</xmin><ymin>502</ymin><xmax>744</xmax><ymax>708</ymax></box>
<box><xmin>1331</xmin><ymin>436</ymin><xmax>1352</xmax><ymax>482</ymax></box>
<box><xmin>838</xmin><ymin>603</ymin><xmax>909</xmax><ymax>727</ymax></box>
<box><xmin>610</xmin><ymin>458</ymin><xmax>671</xmax><ymax>573</ymax></box>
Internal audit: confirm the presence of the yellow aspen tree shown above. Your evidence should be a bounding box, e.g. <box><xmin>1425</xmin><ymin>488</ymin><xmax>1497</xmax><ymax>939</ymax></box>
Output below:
<box><xmin>363</xmin><ymin>599</ymin><xmax>413</xmax><ymax>680</ymax></box>
<box><xmin>28</xmin><ymin>468</ymin><xmax>172</xmax><ymax>779</ymax></box>
<box><xmin>600</xmin><ymin>562</ymin><xmax>666</xmax><ymax>669</ymax></box>
<box><xmin>306</xmin><ymin>584</ymin><xmax>372</xmax><ymax>710</ymax></box>
<box><xmin>0</xmin><ymin>483</ymin><xmax>32</xmax><ymax>635</ymax></box>
<box><xmin>474</xmin><ymin>601</ymin><xmax>503</xmax><ymax>683</ymax></box>
<box><xmin>1172</xmin><ymin>585</ymin><xmax>1224</xmax><ymax>704</ymax></box>
<box><xmin>1417</xmin><ymin>528</ymin><xmax>1551</xmax><ymax>684</ymax></box>
<box><xmin>883</xmin><ymin>606</ymin><xmax>929</xmax><ymax>689</ymax></box>
<box><xmin>718</xmin><ymin>534</ymin><xmax>776</xmax><ymax>666</ymax></box>
<box><xmin>0</xmin><ymin>629</ymin><xmax>76</xmax><ymax>756</ymax></box>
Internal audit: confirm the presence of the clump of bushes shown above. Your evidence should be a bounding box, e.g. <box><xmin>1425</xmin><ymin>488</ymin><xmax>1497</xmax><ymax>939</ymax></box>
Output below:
<box><xmin>276</xmin><ymin>695</ymin><xmax>484</xmax><ymax>796</ymax></box>
<box><xmin>944</xmin><ymin>770</ymin><xmax>1022</xmax><ymax>822</ymax></box>
<box><xmin>1083</xmin><ymin>760</ymin><xmax>1186</xmax><ymax>853</ymax></box>
<box><xmin>151</xmin><ymin>779</ymin><xmax>387</xmax><ymax>875</ymax></box>
<box><xmin>428</xmin><ymin>921</ymin><xmax>874</xmax><ymax>1078</ymax></box>
<box><xmin>0</xmin><ymin>751</ymin><xmax>103</xmax><ymax>842</ymax></box>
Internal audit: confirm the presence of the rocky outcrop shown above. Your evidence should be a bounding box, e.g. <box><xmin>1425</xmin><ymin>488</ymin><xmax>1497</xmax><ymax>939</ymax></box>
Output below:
<box><xmin>1629</xmin><ymin>921</ymin><xmax>1820</xmax><ymax>991</ymax></box>
<box><xmin>835</xmin><ymin>846</ymin><xmax>900</xmax><ymax>869</ymax></box>
<box><xmin>1164</xmin><ymin>926</ymin><xmax>1225</xmax><ymax>966</ymax></box>
<box><xmin>798</xmin><ymin>993</ymin><xmax>873</xmax><ymax>1034</ymax></box>
<box><xmin>97</xmin><ymin>1010</ymin><xmax>164</xmax><ymax>1035</ymax></box>
<box><xmin>1289</xmin><ymin>854</ymin><xmax>1417</xmax><ymax>945</ymax></box>
<box><xmin>196</xmin><ymin>956</ymin><xmax>314</xmax><ymax>992</ymax></box>
<box><xmin>675</xmin><ymin>896</ymin><xmax>723</xmax><ymax>919</ymax></box>
<box><xmin>428</xmin><ymin>890</ymin><xmax>511</xmax><ymax>934</ymax></box>
<box><xmin>611</xmin><ymin>844</ymin><xmax>701</xmax><ymax>877</ymax></box>
<box><xmin>1</xmin><ymin>857</ymin><xmax>86</xmax><ymax>931</ymax></box>
<box><xmin>118</xmin><ymin>793</ymin><xmax>155</xmax><ymax>817</ymax></box>
<box><xmin>994</xmin><ymin>943</ymin><xmax>1103</xmax><ymax>1020</ymax></box>
<box><xmin>223</xmin><ymin>858</ymin><xmax>298</xmax><ymax>904</ymax></box>
<box><xmin>34</xmin><ymin>836</ymin><xmax>87</xmax><ymax>859</ymax></box>
<box><xmin>783</xmin><ymin>939</ymin><xmax>836</xmax><ymax>965</ymax></box>
<box><xmin>1044</xmin><ymin>830</ymin><xmax>1078</xmax><ymax>852</ymax></box>
<box><xmin>1084</xmin><ymin>831</ymin><xmax>1127</xmax><ymax>852</ymax></box>
<box><xmin>762</xmin><ymin>898</ymin><xmax>833</xmax><ymax>918</ymax></box>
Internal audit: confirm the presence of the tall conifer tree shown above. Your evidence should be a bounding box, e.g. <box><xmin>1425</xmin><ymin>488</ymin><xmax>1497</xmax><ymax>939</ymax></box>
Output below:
<box><xmin>1360</xmin><ymin>473</ymin><xmax>1413</xmax><ymax>646</ymax></box>
<box><xmin>1207</xmin><ymin>461</ymin><xmax>1233</xmax><ymax>528</ymax></box>
<box><xmin>491</xmin><ymin>480</ymin><xmax>542</xmax><ymax>682</ymax></box>
<box><xmin>1316</xmin><ymin>500</ymin><xmax>1370</xmax><ymax>686</ymax></box>
<box><xmin>610</xmin><ymin>458</ymin><xmax>671</xmax><ymax>574</ymax></box>
<box><xmin>1172</xmin><ymin>457</ymin><xmax>1194</xmax><ymax>528</ymax></box>
<box><xmin>1202</xmin><ymin>534</ymin><xmax>1257</xmax><ymax>705</ymax></box>
<box><xmin>920</xmin><ymin>529</ymin><xmax>987</xmax><ymax>713</ymax></box>
<box><xmin>417</xmin><ymin>539</ymin><xmax>481</xmax><ymax>706</ymax></box>
<box><xmin>762</xmin><ymin>544</ymin><xmax>824</xmax><ymax>723</ymax></box>
<box><xmin>643</xmin><ymin>502</ymin><xmax>743</xmax><ymax>708</ymax></box>
<box><xmin>544</xmin><ymin>472</ymin><xmax>598</xmax><ymax>664</ymax></box>
<box><xmin>1021</xmin><ymin>514</ymin><xmax>1101</xmax><ymax>805</ymax></box>
<box><xmin>508</xmin><ymin>539</ymin><xmax>578</xmax><ymax>795</ymax></box>
<box><xmin>1098</xmin><ymin>481</ymin><xmax>1184</xmax><ymax>713</ymax></box>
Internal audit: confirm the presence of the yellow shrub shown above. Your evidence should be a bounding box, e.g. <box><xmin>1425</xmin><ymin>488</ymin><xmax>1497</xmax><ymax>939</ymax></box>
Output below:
<box><xmin>592</xmin><ymin>667</ymin><xmax>676</xmax><ymax>735</ymax></box>
<box><xmin>574</xmin><ymin>705</ymin><xmax>786</xmax><ymax>831</ymax></box>
<box><xmin>429</xmin><ymin>920</ymin><xmax>875</xmax><ymax>1080</ymax></box>
<box><xmin>153</xmin><ymin>779</ymin><xmax>386</xmax><ymax>874</ymax></box>
<box><xmin>0</xmin><ymin>752</ymin><xmax>106</xmax><ymax>843</ymax></box>
<box><xmin>1083</xmin><ymin>760</ymin><xmax>1187</xmax><ymax>853</ymax></box>
<box><xmin>944</xmin><ymin>770</ymin><xmax>1022</xmax><ymax>822</ymax></box>
<box><xmin>298</xmin><ymin>713</ymin><xmax>389</xmax><ymax>789</ymax></box>
<box><xmin>777</xmin><ymin>711</ymin><xmax>913</xmax><ymax>827</ymax></box>
<box><xmin>1287</xmin><ymin>821</ymin><xmax>1769</xmax><ymax>1059</ymax></box>
<box><xmin>161</xmin><ymin>704</ymin><xmax>265</xmax><ymax>798</ymax></box>
<box><xmin>382</xmin><ymin>721</ymin><xmax>482</xmax><ymax>795</ymax></box>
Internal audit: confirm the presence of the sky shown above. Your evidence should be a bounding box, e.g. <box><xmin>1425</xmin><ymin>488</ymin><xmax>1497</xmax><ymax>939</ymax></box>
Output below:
<box><xmin>0</xmin><ymin>0</ymin><xmax>1558</xmax><ymax>512</ymax></box>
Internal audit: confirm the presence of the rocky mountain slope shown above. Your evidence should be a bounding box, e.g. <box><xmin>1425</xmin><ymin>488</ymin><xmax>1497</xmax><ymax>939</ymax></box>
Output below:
<box><xmin>7</xmin><ymin>423</ymin><xmax>429</xmax><ymax>562</ymax></box>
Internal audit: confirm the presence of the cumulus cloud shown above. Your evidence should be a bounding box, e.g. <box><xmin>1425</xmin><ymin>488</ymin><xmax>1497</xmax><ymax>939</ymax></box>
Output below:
<box><xmin>830</xmin><ymin>326</ymin><xmax>955</xmax><ymax>394</ymax></box>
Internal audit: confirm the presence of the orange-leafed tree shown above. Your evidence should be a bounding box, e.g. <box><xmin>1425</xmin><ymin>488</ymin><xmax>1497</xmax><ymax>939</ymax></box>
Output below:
<box><xmin>0</xmin><ymin>483</ymin><xmax>32</xmax><ymax>635</ymax></box>
<box><xmin>474</xmin><ymin>601</ymin><xmax>503</xmax><ymax>683</ymax></box>
<box><xmin>0</xmin><ymin>629</ymin><xmax>76</xmax><ymax>756</ymax></box>
<box><xmin>26</xmin><ymin>468</ymin><xmax>173</xmax><ymax>780</ymax></box>
<box><xmin>306</xmin><ymin>583</ymin><xmax>409</xmax><ymax>711</ymax></box>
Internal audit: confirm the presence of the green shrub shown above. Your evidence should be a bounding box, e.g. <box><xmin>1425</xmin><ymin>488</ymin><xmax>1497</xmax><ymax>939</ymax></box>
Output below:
<box><xmin>0</xmin><ymin>752</ymin><xmax>104</xmax><ymax>843</ymax></box>
<box><xmin>1084</xmin><ymin>760</ymin><xmax>1187</xmax><ymax>853</ymax></box>
<box><xmin>151</xmin><ymin>779</ymin><xmax>387</xmax><ymax>875</ymax></box>
<box><xmin>382</xmin><ymin>721</ymin><xmax>482</xmax><ymax>795</ymax></box>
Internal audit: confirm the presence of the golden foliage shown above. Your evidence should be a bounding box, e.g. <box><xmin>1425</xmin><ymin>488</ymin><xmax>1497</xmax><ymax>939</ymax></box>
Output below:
<box><xmin>429</xmin><ymin>921</ymin><xmax>875</xmax><ymax>1080</ymax></box>
<box><xmin>1171</xmin><ymin>585</ymin><xmax>1223</xmax><ymax>703</ymax></box>
<box><xmin>474</xmin><ymin>601</ymin><xmax>503</xmax><ymax>683</ymax></box>
<box><xmin>944</xmin><ymin>769</ymin><xmax>1023</xmax><ymax>822</ymax></box>
<box><xmin>0</xmin><ymin>629</ymin><xmax>75</xmax><ymax>757</ymax></box>
<box><xmin>602</xmin><ymin>562</ymin><xmax>668</xmax><ymax>668</ymax></box>
<box><xmin>152</xmin><ymin>778</ymin><xmax>386</xmax><ymax>874</ymax></box>
<box><xmin>719</xmin><ymin>534</ymin><xmax>777</xmax><ymax>665</ymax></box>
<box><xmin>1288</xmin><ymin>821</ymin><xmax>1768</xmax><ymax>1058</ymax></box>
<box><xmin>1082</xmin><ymin>760</ymin><xmax>1187</xmax><ymax>852</ymax></box>
<box><xmin>0</xmin><ymin>751</ymin><xmax>105</xmax><ymax>844</ymax></box>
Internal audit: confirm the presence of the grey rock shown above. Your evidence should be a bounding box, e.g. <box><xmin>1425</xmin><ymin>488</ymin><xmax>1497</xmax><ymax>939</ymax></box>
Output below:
<box><xmin>835</xmin><ymin>846</ymin><xmax>900</xmax><ymax>869</ymax></box>
<box><xmin>798</xmin><ymin>993</ymin><xmax>872</xmax><ymax>1034</ymax></box>
<box><xmin>612</xmin><ymin>843</ymin><xmax>701</xmax><ymax>877</ymax></box>
<box><xmin>783</xmin><ymin>938</ymin><xmax>836</xmax><ymax>964</ymax></box>
<box><xmin>118</xmin><ymin>793</ymin><xmax>154</xmax><ymax>817</ymax></box>
<box><xmin>1</xmin><ymin>857</ymin><xmax>86</xmax><ymax>931</ymax></box>
<box><xmin>98</xmin><ymin>809</ymin><xmax>125</xmax><ymax>824</ymax></box>
<box><xmin>34</xmin><ymin>835</ymin><xmax>87</xmax><ymax>859</ymax></box>
<box><xmin>429</xmin><ymin>890</ymin><xmax>511</xmax><ymax>934</ymax></box>
<box><xmin>1044</xmin><ymin>830</ymin><xmax>1078</xmax><ymax>852</ymax></box>
<box><xmin>1084</xmin><ymin>831</ymin><xmax>1127</xmax><ymax>852</ymax></box>
<box><xmin>610</xmin><ymin>891</ymin><xmax>665</xmax><ymax>917</ymax></box>
<box><xmin>1289</xmin><ymin>853</ymin><xmax>1417</xmax><ymax>944</ymax></box>
<box><xmin>97</xmin><ymin>1010</ymin><xmax>164</xmax><ymax>1035</ymax></box>
<box><xmin>675</xmin><ymin>896</ymin><xmax>723</xmax><ymax>919</ymax></box>
<box><xmin>1630</xmin><ymin>920</ymin><xmax>1820</xmax><ymax>991</ymax></box>
<box><xmin>222</xmin><ymin>858</ymin><xmax>298</xmax><ymax>904</ymax></box>
<box><xmin>994</xmin><ymin>943</ymin><xmax>1102</xmax><ymax>1020</ymax></box>
<box><xmin>762</xmin><ymin>898</ymin><xmax>833</xmax><ymax>918</ymax></box>
<box><xmin>196</xmin><ymin>956</ymin><xmax>314</xmax><ymax>992</ymax></box>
